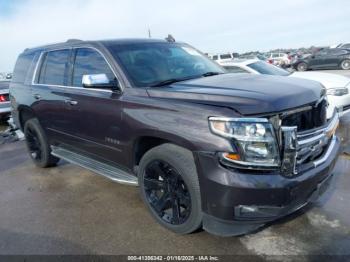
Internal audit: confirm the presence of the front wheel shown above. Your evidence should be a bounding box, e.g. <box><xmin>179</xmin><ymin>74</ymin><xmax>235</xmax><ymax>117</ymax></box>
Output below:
<box><xmin>138</xmin><ymin>143</ymin><xmax>202</xmax><ymax>234</ymax></box>
<box><xmin>24</xmin><ymin>118</ymin><xmax>60</xmax><ymax>168</ymax></box>
<box><xmin>340</xmin><ymin>59</ymin><xmax>350</xmax><ymax>70</ymax></box>
<box><xmin>296</xmin><ymin>62</ymin><xmax>308</xmax><ymax>71</ymax></box>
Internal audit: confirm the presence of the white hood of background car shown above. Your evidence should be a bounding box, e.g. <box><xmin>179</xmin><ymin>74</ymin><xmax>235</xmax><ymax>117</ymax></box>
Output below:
<box><xmin>289</xmin><ymin>72</ymin><xmax>350</xmax><ymax>89</ymax></box>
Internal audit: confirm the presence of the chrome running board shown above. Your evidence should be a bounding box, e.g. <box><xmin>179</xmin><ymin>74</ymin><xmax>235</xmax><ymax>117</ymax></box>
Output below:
<box><xmin>51</xmin><ymin>146</ymin><xmax>138</xmax><ymax>186</ymax></box>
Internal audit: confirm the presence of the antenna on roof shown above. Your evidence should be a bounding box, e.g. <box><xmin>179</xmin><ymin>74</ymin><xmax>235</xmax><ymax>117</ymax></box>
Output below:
<box><xmin>165</xmin><ymin>34</ymin><xmax>175</xmax><ymax>42</ymax></box>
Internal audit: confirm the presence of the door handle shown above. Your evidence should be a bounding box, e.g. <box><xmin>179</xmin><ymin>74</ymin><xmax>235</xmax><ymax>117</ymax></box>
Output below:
<box><xmin>33</xmin><ymin>94</ymin><xmax>41</xmax><ymax>100</ymax></box>
<box><xmin>65</xmin><ymin>100</ymin><xmax>78</xmax><ymax>106</ymax></box>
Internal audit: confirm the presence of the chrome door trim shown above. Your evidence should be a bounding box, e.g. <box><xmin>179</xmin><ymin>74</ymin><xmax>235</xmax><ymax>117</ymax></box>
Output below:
<box><xmin>31</xmin><ymin>46</ymin><xmax>123</xmax><ymax>93</ymax></box>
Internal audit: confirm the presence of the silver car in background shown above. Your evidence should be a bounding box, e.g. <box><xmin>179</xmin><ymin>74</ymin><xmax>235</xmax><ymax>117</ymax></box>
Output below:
<box><xmin>0</xmin><ymin>81</ymin><xmax>11</xmax><ymax>121</ymax></box>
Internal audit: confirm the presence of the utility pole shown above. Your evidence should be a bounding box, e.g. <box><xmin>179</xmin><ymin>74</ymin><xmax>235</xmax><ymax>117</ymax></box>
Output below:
<box><xmin>148</xmin><ymin>28</ymin><xmax>151</xmax><ymax>38</ymax></box>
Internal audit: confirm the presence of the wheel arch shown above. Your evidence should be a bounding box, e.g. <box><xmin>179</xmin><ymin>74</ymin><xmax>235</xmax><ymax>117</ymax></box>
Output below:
<box><xmin>18</xmin><ymin>105</ymin><xmax>37</xmax><ymax>130</ymax></box>
<box><xmin>132</xmin><ymin>132</ymin><xmax>197</xmax><ymax>169</ymax></box>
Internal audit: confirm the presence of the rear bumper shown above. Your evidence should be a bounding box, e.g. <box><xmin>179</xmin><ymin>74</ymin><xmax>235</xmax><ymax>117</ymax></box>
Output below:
<box><xmin>194</xmin><ymin>136</ymin><xmax>340</xmax><ymax>236</ymax></box>
<box><xmin>0</xmin><ymin>101</ymin><xmax>11</xmax><ymax>115</ymax></box>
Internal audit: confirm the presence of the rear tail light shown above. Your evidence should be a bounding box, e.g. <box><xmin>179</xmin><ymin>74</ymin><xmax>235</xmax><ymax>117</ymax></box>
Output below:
<box><xmin>0</xmin><ymin>95</ymin><xmax>7</xmax><ymax>102</ymax></box>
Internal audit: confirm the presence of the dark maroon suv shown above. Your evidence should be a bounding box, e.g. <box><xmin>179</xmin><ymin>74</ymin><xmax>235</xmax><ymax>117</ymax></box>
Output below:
<box><xmin>9</xmin><ymin>39</ymin><xmax>340</xmax><ymax>236</ymax></box>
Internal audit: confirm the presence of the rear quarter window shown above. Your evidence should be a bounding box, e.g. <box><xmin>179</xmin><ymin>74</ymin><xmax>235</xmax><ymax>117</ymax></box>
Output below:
<box><xmin>12</xmin><ymin>52</ymin><xmax>37</xmax><ymax>83</ymax></box>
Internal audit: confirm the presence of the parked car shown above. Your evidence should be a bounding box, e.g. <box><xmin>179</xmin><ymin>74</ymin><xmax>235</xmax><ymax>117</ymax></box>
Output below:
<box><xmin>292</xmin><ymin>48</ymin><xmax>350</xmax><ymax>71</ymax></box>
<box><xmin>0</xmin><ymin>81</ymin><xmax>11</xmax><ymax>121</ymax></box>
<box><xmin>335</xmin><ymin>43</ymin><xmax>350</xmax><ymax>49</ymax></box>
<box><xmin>265</xmin><ymin>52</ymin><xmax>291</xmax><ymax>67</ymax></box>
<box><xmin>209</xmin><ymin>53</ymin><xmax>236</xmax><ymax>62</ymax></box>
<box><xmin>239</xmin><ymin>53</ymin><xmax>267</xmax><ymax>61</ymax></box>
<box><xmin>220</xmin><ymin>59</ymin><xmax>350</xmax><ymax>119</ymax></box>
<box><xmin>10</xmin><ymin>39</ymin><xmax>340</xmax><ymax>237</ymax></box>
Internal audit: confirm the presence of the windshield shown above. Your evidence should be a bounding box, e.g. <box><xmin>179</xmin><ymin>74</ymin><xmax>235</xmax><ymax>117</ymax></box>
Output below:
<box><xmin>247</xmin><ymin>61</ymin><xmax>290</xmax><ymax>76</ymax></box>
<box><xmin>107</xmin><ymin>42</ymin><xmax>225</xmax><ymax>87</ymax></box>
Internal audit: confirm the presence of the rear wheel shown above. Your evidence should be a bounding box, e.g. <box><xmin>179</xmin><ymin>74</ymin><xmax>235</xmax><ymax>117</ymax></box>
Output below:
<box><xmin>24</xmin><ymin>118</ymin><xmax>59</xmax><ymax>168</ymax></box>
<box><xmin>297</xmin><ymin>62</ymin><xmax>307</xmax><ymax>71</ymax></box>
<box><xmin>340</xmin><ymin>59</ymin><xmax>350</xmax><ymax>70</ymax></box>
<box><xmin>138</xmin><ymin>143</ymin><xmax>202</xmax><ymax>234</ymax></box>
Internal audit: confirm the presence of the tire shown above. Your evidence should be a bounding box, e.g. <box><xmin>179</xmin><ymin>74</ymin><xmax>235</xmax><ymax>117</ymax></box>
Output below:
<box><xmin>297</xmin><ymin>62</ymin><xmax>307</xmax><ymax>71</ymax></box>
<box><xmin>340</xmin><ymin>59</ymin><xmax>350</xmax><ymax>70</ymax></box>
<box><xmin>138</xmin><ymin>143</ymin><xmax>202</xmax><ymax>234</ymax></box>
<box><xmin>24</xmin><ymin>118</ymin><xmax>60</xmax><ymax>168</ymax></box>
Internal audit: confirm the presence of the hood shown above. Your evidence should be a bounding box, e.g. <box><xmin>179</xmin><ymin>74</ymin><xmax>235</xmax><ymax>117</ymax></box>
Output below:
<box><xmin>290</xmin><ymin>72</ymin><xmax>350</xmax><ymax>89</ymax></box>
<box><xmin>147</xmin><ymin>73</ymin><xmax>324</xmax><ymax>115</ymax></box>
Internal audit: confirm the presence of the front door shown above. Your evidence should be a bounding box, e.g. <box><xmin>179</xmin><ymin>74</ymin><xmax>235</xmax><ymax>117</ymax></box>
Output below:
<box><xmin>63</xmin><ymin>47</ymin><xmax>125</xmax><ymax>166</ymax></box>
<box><xmin>308</xmin><ymin>50</ymin><xmax>326</xmax><ymax>69</ymax></box>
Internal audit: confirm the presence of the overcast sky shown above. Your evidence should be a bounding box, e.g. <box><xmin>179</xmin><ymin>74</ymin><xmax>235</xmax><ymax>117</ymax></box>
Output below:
<box><xmin>0</xmin><ymin>0</ymin><xmax>349</xmax><ymax>71</ymax></box>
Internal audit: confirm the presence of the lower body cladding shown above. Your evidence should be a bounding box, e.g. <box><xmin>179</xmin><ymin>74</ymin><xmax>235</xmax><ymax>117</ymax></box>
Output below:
<box><xmin>194</xmin><ymin>136</ymin><xmax>340</xmax><ymax>237</ymax></box>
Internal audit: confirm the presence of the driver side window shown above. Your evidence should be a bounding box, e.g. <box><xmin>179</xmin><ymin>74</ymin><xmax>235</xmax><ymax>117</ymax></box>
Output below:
<box><xmin>72</xmin><ymin>48</ymin><xmax>115</xmax><ymax>87</ymax></box>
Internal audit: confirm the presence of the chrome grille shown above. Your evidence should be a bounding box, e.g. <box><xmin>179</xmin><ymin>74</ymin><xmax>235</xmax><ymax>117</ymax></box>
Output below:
<box><xmin>281</xmin><ymin>112</ymin><xmax>339</xmax><ymax>177</ymax></box>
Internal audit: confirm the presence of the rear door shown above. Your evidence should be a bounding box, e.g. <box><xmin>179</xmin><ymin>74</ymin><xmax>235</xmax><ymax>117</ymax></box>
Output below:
<box><xmin>63</xmin><ymin>47</ymin><xmax>125</xmax><ymax>164</ymax></box>
<box><xmin>31</xmin><ymin>49</ymin><xmax>73</xmax><ymax>144</ymax></box>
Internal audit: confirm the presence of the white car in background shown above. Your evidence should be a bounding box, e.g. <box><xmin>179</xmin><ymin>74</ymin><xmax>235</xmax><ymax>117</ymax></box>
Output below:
<box><xmin>208</xmin><ymin>53</ymin><xmax>238</xmax><ymax>63</ymax></box>
<box><xmin>265</xmin><ymin>52</ymin><xmax>291</xmax><ymax>67</ymax></box>
<box><xmin>220</xmin><ymin>59</ymin><xmax>350</xmax><ymax>119</ymax></box>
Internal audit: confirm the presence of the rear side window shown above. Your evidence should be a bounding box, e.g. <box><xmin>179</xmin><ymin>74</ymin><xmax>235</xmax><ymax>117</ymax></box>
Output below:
<box><xmin>72</xmin><ymin>48</ymin><xmax>115</xmax><ymax>87</ymax></box>
<box><xmin>212</xmin><ymin>55</ymin><xmax>218</xmax><ymax>60</ymax></box>
<box><xmin>12</xmin><ymin>52</ymin><xmax>36</xmax><ymax>83</ymax></box>
<box><xmin>38</xmin><ymin>49</ymin><xmax>70</xmax><ymax>86</ymax></box>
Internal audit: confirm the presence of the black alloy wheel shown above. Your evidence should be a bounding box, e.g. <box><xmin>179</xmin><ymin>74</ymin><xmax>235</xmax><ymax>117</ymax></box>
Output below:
<box><xmin>24</xmin><ymin>118</ymin><xmax>60</xmax><ymax>167</ymax></box>
<box><xmin>143</xmin><ymin>160</ymin><xmax>191</xmax><ymax>225</ymax></box>
<box><xmin>25</xmin><ymin>125</ymin><xmax>43</xmax><ymax>161</ymax></box>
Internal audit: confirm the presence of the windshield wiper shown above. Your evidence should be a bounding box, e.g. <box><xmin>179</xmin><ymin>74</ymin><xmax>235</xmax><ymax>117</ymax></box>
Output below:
<box><xmin>201</xmin><ymin>72</ymin><xmax>223</xmax><ymax>77</ymax></box>
<box><xmin>149</xmin><ymin>76</ymin><xmax>197</xmax><ymax>87</ymax></box>
<box><xmin>150</xmin><ymin>79</ymin><xmax>181</xmax><ymax>87</ymax></box>
<box><xmin>149</xmin><ymin>73</ymin><xmax>223</xmax><ymax>87</ymax></box>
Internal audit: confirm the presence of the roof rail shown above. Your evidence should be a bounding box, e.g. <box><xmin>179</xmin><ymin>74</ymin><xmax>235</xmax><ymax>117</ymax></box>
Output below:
<box><xmin>66</xmin><ymin>39</ymin><xmax>82</xmax><ymax>43</ymax></box>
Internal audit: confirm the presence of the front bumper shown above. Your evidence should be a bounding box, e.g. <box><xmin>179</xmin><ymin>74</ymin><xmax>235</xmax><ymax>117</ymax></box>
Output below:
<box><xmin>194</xmin><ymin>135</ymin><xmax>340</xmax><ymax>236</ymax></box>
<box><xmin>327</xmin><ymin>94</ymin><xmax>350</xmax><ymax>119</ymax></box>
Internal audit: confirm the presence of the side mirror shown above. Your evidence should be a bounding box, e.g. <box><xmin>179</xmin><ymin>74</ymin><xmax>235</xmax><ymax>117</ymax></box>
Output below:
<box><xmin>82</xmin><ymin>74</ymin><xmax>119</xmax><ymax>91</ymax></box>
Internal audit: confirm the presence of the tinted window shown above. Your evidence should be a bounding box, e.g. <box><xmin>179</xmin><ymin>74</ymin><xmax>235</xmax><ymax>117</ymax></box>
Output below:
<box><xmin>316</xmin><ymin>50</ymin><xmax>328</xmax><ymax>56</ymax></box>
<box><xmin>12</xmin><ymin>52</ymin><xmax>36</xmax><ymax>83</ymax></box>
<box><xmin>220</xmin><ymin>54</ymin><xmax>232</xmax><ymax>59</ymax></box>
<box><xmin>329</xmin><ymin>49</ymin><xmax>348</xmax><ymax>55</ymax></box>
<box><xmin>272</xmin><ymin>53</ymin><xmax>279</xmax><ymax>58</ymax></box>
<box><xmin>38</xmin><ymin>50</ymin><xmax>70</xmax><ymax>85</ymax></box>
<box><xmin>342</xmin><ymin>44</ymin><xmax>350</xmax><ymax>49</ymax></box>
<box><xmin>224</xmin><ymin>66</ymin><xmax>249</xmax><ymax>73</ymax></box>
<box><xmin>107</xmin><ymin>43</ymin><xmax>224</xmax><ymax>87</ymax></box>
<box><xmin>247</xmin><ymin>61</ymin><xmax>290</xmax><ymax>76</ymax></box>
<box><xmin>212</xmin><ymin>55</ymin><xmax>218</xmax><ymax>60</ymax></box>
<box><xmin>72</xmin><ymin>48</ymin><xmax>115</xmax><ymax>87</ymax></box>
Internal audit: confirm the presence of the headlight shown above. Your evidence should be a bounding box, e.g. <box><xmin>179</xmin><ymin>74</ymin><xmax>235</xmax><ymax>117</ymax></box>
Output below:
<box><xmin>326</xmin><ymin>87</ymin><xmax>349</xmax><ymax>96</ymax></box>
<box><xmin>209</xmin><ymin>117</ymin><xmax>280</xmax><ymax>168</ymax></box>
